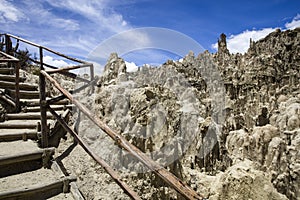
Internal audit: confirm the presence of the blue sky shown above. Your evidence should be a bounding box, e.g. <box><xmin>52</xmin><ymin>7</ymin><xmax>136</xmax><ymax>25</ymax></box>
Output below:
<box><xmin>0</xmin><ymin>0</ymin><xmax>299</xmax><ymax>70</ymax></box>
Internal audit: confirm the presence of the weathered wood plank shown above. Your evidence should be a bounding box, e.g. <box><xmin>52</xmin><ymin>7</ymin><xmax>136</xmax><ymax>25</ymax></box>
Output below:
<box><xmin>6</xmin><ymin>89</ymin><xmax>47</xmax><ymax>99</ymax></box>
<box><xmin>0</xmin><ymin>68</ymin><xmax>14</xmax><ymax>75</ymax></box>
<box><xmin>5</xmin><ymin>112</ymin><xmax>60</xmax><ymax>120</ymax></box>
<box><xmin>20</xmin><ymin>98</ymin><xmax>69</xmax><ymax>107</ymax></box>
<box><xmin>0</xmin><ymin>80</ymin><xmax>38</xmax><ymax>91</ymax></box>
<box><xmin>0</xmin><ymin>176</ymin><xmax>76</xmax><ymax>200</ymax></box>
<box><xmin>0</xmin><ymin>130</ymin><xmax>37</xmax><ymax>142</ymax></box>
<box><xmin>39</xmin><ymin>46</ymin><xmax>48</xmax><ymax>148</ymax></box>
<box><xmin>0</xmin><ymin>147</ymin><xmax>55</xmax><ymax>166</ymax></box>
<box><xmin>0</xmin><ymin>74</ymin><xmax>26</xmax><ymax>82</ymax></box>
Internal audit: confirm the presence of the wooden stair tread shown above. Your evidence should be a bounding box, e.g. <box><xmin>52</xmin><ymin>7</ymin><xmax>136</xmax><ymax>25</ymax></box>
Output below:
<box><xmin>0</xmin><ymin>129</ymin><xmax>37</xmax><ymax>142</ymax></box>
<box><xmin>5</xmin><ymin>89</ymin><xmax>47</xmax><ymax>99</ymax></box>
<box><xmin>5</xmin><ymin>111</ymin><xmax>63</xmax><ymax>120</ymax></box>
<box><xmin>0</xmin><ymin>168</ymin><xmax>59</xmax><ymax>192</ymax></box>
<box><xmin>0</xmin><ymin>80</ymin><xmax>38</xmax><ymax>91</ymax></box>
<box><xmin>0</xmin><ymin>120</ymin><xmax>39</xmax><ymax>129</ymax></box>
<box><xmin>0</xmin><ymin>140</ymin><xmax>39</xmax><ymax>158</ymax></box>
<box><xmin>0</xmin><ymin>74</ymin><xmax>26</xmax><ymax>82</ymax></box>
<box><xmin>0</xmin><ymin>68</ymin><xmax>14</xmax><ymax>75</ymax></box>
<box><xmin>23</xmin><ymin>104</ymin><xmax>74</xmax><ymax>112</ymax></box>
<box><xmin>0</xmin><ymin>174</ymin><xmax>76</xmax><ymax>199</ymax></box>
<box><xmin>21</xmin><ymin>98</ymin><xmax>70</xmax><ymax>106</ymax></box>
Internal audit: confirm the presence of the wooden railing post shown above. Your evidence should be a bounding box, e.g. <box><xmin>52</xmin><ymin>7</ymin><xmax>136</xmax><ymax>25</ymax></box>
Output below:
<box><xmin>15</xmin><ymin>61</ymin><xmax>20</xmax><ymax>112</ymax></box>
<box><xmin>39</xmin><ymin>47</ymin><xmax>48</xmax><ymax>148</ymax></box>
<box><xmin>4</xmin><ymin>34</ymin><xmax>11</xmax><ymax>55</ymax></box>
<box><xmin>90</xmin><ymin>64</ymin><xmax>94</xmax><ymax>94</ymax></box>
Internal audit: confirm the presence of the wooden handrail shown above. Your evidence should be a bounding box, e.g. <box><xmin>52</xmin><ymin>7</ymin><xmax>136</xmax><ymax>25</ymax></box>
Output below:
<box><xmin>41</xmin><ymin>70</ymin><xmax>204</xmax><ymax>200</ymax></box>
<box><xmin>5</xmin><ymin>33</ymin><xmax>87</xmax><ymax>64</ymax></box>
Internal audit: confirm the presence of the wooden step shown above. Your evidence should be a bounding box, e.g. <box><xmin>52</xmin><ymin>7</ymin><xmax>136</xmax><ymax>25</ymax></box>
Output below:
<box><xmin>21</xmin><ymin>98</ymin><xmax>70</xmax><ymax>107</ymax></box>
<box><xmin>0</xmin><ymin>168</ymin><xmax>76</xmax><ymax>199</ymax></box>
<box><xmin>0</xmin><ymin>120</ymin><xmax>39</xmax><ymax>129</ymax></box>
<box><xmin>0</xmin><ymin>147</ymin><xmax>55</xmax><ymax>168</ymax></box>
<box><xmin>0</xmin><ymin>74</ymin><xmax>26</xmax><ymax>82</ymax></box>
<box><xmin>5</xmin><ymin>111</ymin><xmax>62</xmax><ymax>120</ymax></box>
<box><xmin>0</xmin><ymin>68</ymin><xmax>14</xmax><ymax>75</ymax></box>
<box><xmin>0</xmin><ymin>176</ymin><xmax>76</xmax><ymax>199</ymax></box>
<box><xmin>0</xmin><ymin>141</ymin><xmax>55</xmax><ymax>177</ymax></box>
<box><xmin>22</xmin><ymin>104</ymin><xmax>75</xmax><ymax>112</ymax></box>
<box><xmin>5</xmin><ymin>89</ymin><xmax>45</xmax><ymax>99</ymax></box>
<box><xmin>0</xmin><ymin>80</ymin><xmax>38</xmax><ymax>91</ymax></box>
<box><xmin>0</xmin><ymin>129</ymin><xmax>37</xmax><ymax>142</ymax></box>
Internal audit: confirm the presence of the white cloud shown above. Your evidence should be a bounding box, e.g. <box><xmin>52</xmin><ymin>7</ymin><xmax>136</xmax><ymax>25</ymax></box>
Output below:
<box><xmin>285</xmin><ymin>14</ymin><xmax>300</xmax><ymax>29</ymax></box>
<box><xmin>212</xmin><ymin>14</ymin><xmax>300</xmax><ymax>54</ymax></box>
<box><xmin>43</xmin><ymin>56</ymin><xmax>70</xmax><ymax>67</ymax></box>
<box><xmin>211</xmin><ymin>28</ymin><xmax>277</xmax><ymax>53</ymax></box>
<box><xmin>227</xmin><ymin>28</ymin><xmax>277</xmax><ymax>53</ymax></box>
<box><xmin>125</xmin><ymin>61</ymin><xmax>139</xmax><ymax>72</ymax></box>
<box><xmin>0</xmin><ymin>0</ymin><xmax>26</xmax><ymax>22</ymax></box>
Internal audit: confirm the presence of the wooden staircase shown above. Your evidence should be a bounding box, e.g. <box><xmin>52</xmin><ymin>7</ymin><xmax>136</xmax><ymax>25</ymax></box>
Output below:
<box><xmin>0</xmin><ymin>62</ymin><xmax>81</xmax><ymax>199</ymax></box>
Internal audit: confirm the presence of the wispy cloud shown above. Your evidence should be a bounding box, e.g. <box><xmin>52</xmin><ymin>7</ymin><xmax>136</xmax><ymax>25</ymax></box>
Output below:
<box><xmin>212</xmin><ymin>14</ymin><xmax>300</xmax><ymax>54</ymax></box>
<box><xmin>285</xmin><ymin>14</ymin><xmax>300</xmax><ymax>29</ymax></box>
<box><xmin>45</xmin><ymin>0</ymin><xmax>129</xmax><ymax>33</ymax></box>
<box><xmin>0</xmin><ymin>0</ymin><xmax>27</xmax><ymax>23</ymax></box>
<box><xmin>0</xmin><ymin>0</ymin><xmax>132</xmax><ymax>59</ymax></box>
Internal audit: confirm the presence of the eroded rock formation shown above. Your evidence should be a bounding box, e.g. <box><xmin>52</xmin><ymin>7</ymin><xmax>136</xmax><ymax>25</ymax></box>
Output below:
<box><xmin>74</xmin><ymin>28</ymin><xmax>300</xmax><ymax>199</ymax></box>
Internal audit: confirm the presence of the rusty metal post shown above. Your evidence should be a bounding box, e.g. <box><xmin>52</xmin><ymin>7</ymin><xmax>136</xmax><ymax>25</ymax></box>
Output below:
<box><xmin>39</xmin><ymin>47</ymin><xmax>48</xmax><ymax>148</ymax></box>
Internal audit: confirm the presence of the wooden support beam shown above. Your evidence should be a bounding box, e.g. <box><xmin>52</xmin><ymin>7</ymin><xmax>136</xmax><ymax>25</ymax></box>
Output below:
<box><xmin>42</xmin><ymin>70</ymin><xmax>204</xmax><ymax>200</ymax></box>
<box><xmin>45</xmin><ymin>64</ymin><xmax>91</xmax><ymax>74</ymax></box>
<box><xmin>0</xmin><ymin>93</ymin><xmax>16</xmax><ymax>108</ymax></box>
<box><xmin>48</xmin><ymin>106</ymin><xmax>141</xmax><ymax>200</ymax></box>
<box><xmin>51</xmin><ymin>160</ymin><xmax>85</xmax><ymax>200</ymax></box>
<box><xmin>26</xmin><ymin>57</ymin><xmax>90</xmax><ymax>83</ymax></box>
<box><xmin>47</xmin><ymin>78</ymin><xmax>97</xmax><ymax>105</ymax></box>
